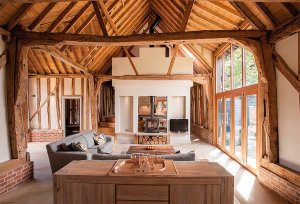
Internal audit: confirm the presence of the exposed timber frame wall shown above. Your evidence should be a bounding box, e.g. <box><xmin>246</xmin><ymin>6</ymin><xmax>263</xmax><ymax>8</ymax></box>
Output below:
<box><xmin>190</xmin><ymin>83</ymin><xmax>213</xmax><ymax>144</ymax></box>
<box><xmin>27</xmin><ymin>77</ymin><xmax>91</xmax><ymax>142</ymax></box>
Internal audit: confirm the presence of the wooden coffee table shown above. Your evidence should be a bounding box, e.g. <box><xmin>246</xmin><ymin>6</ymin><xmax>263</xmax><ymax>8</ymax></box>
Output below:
<box><xmin>127</xmin><ymin>145</ymin><xmax>176</xmax><ymax>155</ymax></box>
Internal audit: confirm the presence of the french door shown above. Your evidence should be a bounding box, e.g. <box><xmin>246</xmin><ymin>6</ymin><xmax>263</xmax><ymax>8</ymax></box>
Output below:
<box><xmin>216</xmin><ymin>86</ymin><xmax>258</xmax><ymax>172</ymax></box>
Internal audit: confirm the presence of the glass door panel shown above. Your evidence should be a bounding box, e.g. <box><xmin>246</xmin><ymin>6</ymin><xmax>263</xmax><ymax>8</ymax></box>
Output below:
<box><xmin>225</xmin><ymin>98</ymin><xmax>231</xmax><ymax>151</ymax></box>
<box><xmin>246</xmin><ymin>95</ymin><xmax>257</xmax><ymax>168</ymax></box>
<box><xmin>234</xmin><ymin>96</ymin><xmax>242</xmax><ymax>159</ymax></box>
<box><xmin>217</xmin><ymin>98</ymin><xmax>223</xmax><ymax>145</ymax></box>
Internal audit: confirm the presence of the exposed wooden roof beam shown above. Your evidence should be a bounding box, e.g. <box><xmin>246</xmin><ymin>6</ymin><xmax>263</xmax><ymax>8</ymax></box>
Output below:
<box><xmin>47</xmin><ymin>2</ymin><xmax>77</xmax><ymax>32</ymax></box>
<box><xmin>167</xmin><ymin>0</ymin><xmax>195</xmax><ymax>75</ymax></box>
<box><xmin>28</xmin><ymin>2</ymin><xmax>56</xmax><ymax>31</ymax></box>
<box><xmin>17</xmin><ymin>30</ymin><xmax>266</xmax><ymax>47</ymax></box>
<box><xmin>209</xmin><ymin>2</ymin><xmax>243</xmax><ymax>20</ymax></box>
<box><xmin>29</xmin><ymin>49</ymin><xmax>46</xmax><ymax>75</ymax></box>
<box><xmin>269</xmin><ymin>13</ymin><xmax>300</xmax><ymax>43</ymax></box>
<box><xmin>92</xmin><ymin>1</ymin><xmax>108</xmax><ymax>36</ymax></box>
<box><xmin>60</xmin><ymin>12</ymin><xmax>96</xmax><ymax>51</ymax></box>
<box><xmin>186</xmin><ymin>44</ymin><xmax>212</xmax><ymax>72</ymax></box>
<box><xmin>230</xmin><ymin>2</ymin><xmax>266</xmax><ymax>30</ymax></box>
<box><xmin>97</xmin><ymin>74</ymin><xmax>211</xmax><ymax>85</ymax></box>
<box><xmin>282</xmin><ymin>3</ymin><xmax>298</xmax><ymax>17</ymax></box>
<box><xmin>273</xmin><ymin>51</ymin><xmax>300</xmax><ymax>94</ymax></box>
<box><xmin>255</xmin><ymin>2</ymin><xmax>279</xmax><ymax>28</ymax></box>
<box><xmin>194</xmin><ymin>2</ymin><xmax>239</xmax><ymax>29</ymax></box>
<box><xmin>7</xmin><ymin>3</ymin><xmax>33</xmax><ymax>31</ymax></box>
<box><xmin>98</xmin><ymin>0</ymin><xmax>139</xmax><ymax>75</ymax></box>
<box><xmin>62</xmin><ymin>2</ymin><xmax>92</xmax><ymax>33</ymax></box>
<box><xmin>38</xmin><ymin>46</ymin><xmax>88</xmax><ymax>73</ymax></box>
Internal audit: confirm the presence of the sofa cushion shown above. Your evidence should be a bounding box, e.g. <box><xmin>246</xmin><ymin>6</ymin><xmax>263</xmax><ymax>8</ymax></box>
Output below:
<box><xmin>46</xmin><ymin>134</ymin><xmax>87</xmax><ymax>153</ymax></box>
<box><xmin>82</xmin><ymin>131</ymin><xmax>96</xmax><ymax>147</ymax></box>
<box><xmin>71</xmin><ymin>142</ymin><xmax>87</xmax><ymax>152</ymax></box>
<box><xmin>93</xmin><ymin>134</ymin><xmax>106</xmax><ymax>145</ymax></box>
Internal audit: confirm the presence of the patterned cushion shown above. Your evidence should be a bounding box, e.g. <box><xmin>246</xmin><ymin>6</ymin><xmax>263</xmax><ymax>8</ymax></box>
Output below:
<box><xmin>71</xmin><ymin>142</ymin><xmax>87</xmax><ymax>152</ymax></box>
<box><xmin>59</xmin><ymin>143</ymin><xmax>73</xmax><ymax>151</ymax></box>
<box><xmin>93</xmin><ymin>133</ymin><xmax>106</xmax><ymax>145</ymax></box>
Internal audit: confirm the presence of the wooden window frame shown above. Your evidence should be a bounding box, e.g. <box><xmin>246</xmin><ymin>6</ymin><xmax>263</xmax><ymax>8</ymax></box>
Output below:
<box><xmin>214</xmin><ymin>44</ymin><xmax>259</xmax><ymax>174</ymax></box>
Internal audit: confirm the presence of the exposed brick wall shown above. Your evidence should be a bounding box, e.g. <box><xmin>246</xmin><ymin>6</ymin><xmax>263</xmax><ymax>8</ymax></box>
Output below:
<box><xmin>27</xmin><ymin>129</ymin><xmax>63</xmax><ymax>142</ymax></box>
<box><xmin>258</xmin><ymin>166</ymin><xmax>300</xmax><ymax>203</ymax></box>
<box><xmin>191</xmin><ymin>124</ymin><xmax>213</xmax><ymax>145</ymax></box>
<box><xmin>0</xmin><ymin>161</ymin><xmax>34</xmax><ymax>197</ymax></box>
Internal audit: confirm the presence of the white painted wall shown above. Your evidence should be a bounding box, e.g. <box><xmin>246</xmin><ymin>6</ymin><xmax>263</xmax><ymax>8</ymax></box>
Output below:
<box><xmin>28</xmin><ymin>78</ymin><xmax>91</xmax><ymax>132</ymax></box>
<box><xmin>113</xmin><ymin>47</ymin><xmax>193</xmax><ymax>76</ymax></box>
<box><xmin>275</xmin><ymin>33</ymin><xmax>300</xmax><ymax>172</ymax></box>
<box><xmin>120</xmin><ymin>96</ymin><xmax>133</xmax><ymax>132</ymax></box>
<box><xmin>112</xmin><ymin>48</ymin><xmax>193</xmax><ymax>144</ymax></box>
<box><xmin>0</xmin><ymin>35</ymin><xmax>11</xmax><ymax>162</ymax></box>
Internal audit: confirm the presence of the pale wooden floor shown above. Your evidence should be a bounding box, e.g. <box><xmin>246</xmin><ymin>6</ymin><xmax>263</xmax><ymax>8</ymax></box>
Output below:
<box><xmin>0</xmin><ymin>135</ymin><xmax>286</xmax><ymax>204</ymax></box>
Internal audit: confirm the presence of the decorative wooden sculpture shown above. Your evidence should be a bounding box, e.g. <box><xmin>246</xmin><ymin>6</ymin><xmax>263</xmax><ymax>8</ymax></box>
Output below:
<box><xmin>110</xmin><ymin>154</ymin><xmax>178</xmax><ymax>176</ymax></box>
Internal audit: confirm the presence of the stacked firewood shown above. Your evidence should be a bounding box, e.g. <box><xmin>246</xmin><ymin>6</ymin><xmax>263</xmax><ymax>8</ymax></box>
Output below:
<box><xmin>139</xmin><ymin>136</ymin><xmax>167</xmax><ymax>145</ymax></box>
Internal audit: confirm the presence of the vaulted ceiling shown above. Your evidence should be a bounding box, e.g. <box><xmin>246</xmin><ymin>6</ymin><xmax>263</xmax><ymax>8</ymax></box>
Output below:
<box><xmin>0</xmin><ymin>0</ymin><xmax>299</xmax><ymax>75</ymax></box>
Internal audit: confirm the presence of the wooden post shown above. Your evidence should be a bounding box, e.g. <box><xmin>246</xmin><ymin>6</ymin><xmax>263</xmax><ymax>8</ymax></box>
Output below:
<box><xmin>261</xmin><ymin>38</ymin><xmax>279</xmax><ymax>163</ymax></box>
<box><xmin>6</xmin><ymin>37</ymin><xmax>29</xmax><ymax>159</ymax></box>
<box><xmin>88</xmin><ymin>74</ymin><xmax>98</xmax><ymax>131</ymax></box>
<box><xmin>234</xmin><ymin>37</ymin><xmax>279</xmax><ymax>163</ymax></box>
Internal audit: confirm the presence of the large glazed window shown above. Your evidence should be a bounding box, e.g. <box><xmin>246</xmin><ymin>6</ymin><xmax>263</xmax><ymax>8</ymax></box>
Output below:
<box><xmin>215</xmin><ymin>44</ymin><xmax>258</xmax><ymax>173</ymax></box>
<box><xmin>216</xmin><ymin>45</ymin><xmax>258</xmax><ymax>93</ymax></box>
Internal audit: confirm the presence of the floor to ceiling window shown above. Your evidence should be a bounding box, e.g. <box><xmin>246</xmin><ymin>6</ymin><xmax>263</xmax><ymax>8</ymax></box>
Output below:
<box><xmin>215</xmin><ymin>44</ymin><xmax>258</xmax><ymax>173</ymax></box>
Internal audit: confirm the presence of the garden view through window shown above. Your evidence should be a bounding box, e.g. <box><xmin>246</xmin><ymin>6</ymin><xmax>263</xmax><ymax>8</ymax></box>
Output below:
<box><xmin>216</xmin><ymin>44</ymin><xmax>258</xmax><ymax>171</ymax></box>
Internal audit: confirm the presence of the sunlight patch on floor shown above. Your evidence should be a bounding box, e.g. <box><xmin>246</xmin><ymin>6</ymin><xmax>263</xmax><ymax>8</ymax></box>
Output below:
<box><xmin>209</xmin><ymin>149</ymin><xmax>221</xmax><ymax>157</ymax></box>
<box><xmin>215</xmin><ymin>154</ymin><xmax>229</xmax><ymax>165</ymax></box>
<box><xmin>236</xmin><ymin>171</ymin><xmax>255</xmax><ymax>201</ymax></box>
<box><xmin>225</xmin><ymin>160</ymin><xmax>240</xmax><ymax>176</ymax></box>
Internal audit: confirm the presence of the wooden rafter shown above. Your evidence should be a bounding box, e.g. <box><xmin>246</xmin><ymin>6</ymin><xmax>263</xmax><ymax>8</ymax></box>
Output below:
<box><xmin>47</xmin><ymin>2</ymin><xmax>77</xmax><ymax>32</ymax></box>
<box><xmin>28</xmin><ymin>2</ymin><xmax>56</xmax><ymax>31</ymax></box>
<box><xmin>255</xmin><ymin>2</ymin><xmax>279</xmax><ymax>28</ymax></box>
<box><xmin>167</xmin><ymin>0</ymin><xmax>195</xmax><ymax>75</ymax></box>
<box><xmin>60</xmin><ymin>11</ymin><xmax>96</xmax><ymax>51</ymax></box>
<box><xmin>282</xmin><ymin>3</ymin><xmax>298</xmax><ymax>17</ymax></box>
<box><xmin>194</xmin><ymin>2</ymin><xmax>239</xmax><ymax>29</ymax></box>
<box><xmin>92</xmin><ymin>1</ymin><xmax>108</xmax><ymax>36</ymax></box>
<box><xmin>7</xmin><ymin>3</ymin><xmax>33</xmax><ymax>31</ymax></box>
<box><xmin>230</xmin><ymin>2</ymin><xmax>266</xmax><ymax>30</ymax></box>
<box><xmin>62</xmin><ymin>2</ymin><xmax>92</xmax><ymax>33</ymax></box>
<box><xmin>38</xmin><ymin>46</ymin><xmax>88</xmax><ymax>73</ymax></box>
<box><xmin>16</xmin><ymin>30</ymin><xmax>266</xmax><ymax>47</ymax></box>
<box><xmin>273</xmin><ymin>51</ymin><xmax>300</xmax><ymax>94</ymax></box>
<box><xmin>98</xmin><ymin>0</ymin><xmax>139</xmax><ymax>75</ymax></box>
<box><xmin>269</xmin><ymin>13</ymin><xmax>300</xmax><ymax>43</ymax></box>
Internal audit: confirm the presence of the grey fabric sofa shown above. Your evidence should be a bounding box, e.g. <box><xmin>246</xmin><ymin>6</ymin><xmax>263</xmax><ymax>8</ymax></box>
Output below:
<box><xmin>92</xmin><ymin>151</ymin><xmax>195</xmax><ymax>161</ymax></box>
<box><xmin>46</xmin><ymin>131</ymin><xmax>114</xmax><ymax>173</ymax></box>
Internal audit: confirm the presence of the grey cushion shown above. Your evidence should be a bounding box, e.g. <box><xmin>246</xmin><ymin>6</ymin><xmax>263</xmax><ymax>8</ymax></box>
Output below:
<box><xmin>160</xmin><ymin>152</ymin><xmax>195</xmax><ymax>161</ymax></box>
<box><xmin>92</xmin><ymin>154</ymin><xmax>131</xmax><ymax>160</ymax></box>
<box><xmin>82</xmin><ymin>131</ymin><xmax>97</xmax><ymax>147</ymax></box>
<box><xmin>46</xmin><ymin>132</ymin><xmax>84</xmax><ymax>153</ymax></box>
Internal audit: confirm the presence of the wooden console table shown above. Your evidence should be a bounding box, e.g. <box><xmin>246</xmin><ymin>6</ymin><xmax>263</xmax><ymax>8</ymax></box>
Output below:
<box><xmin>54</xmin><ymin>160</ymin><xmax>234</xmax><ymax>204</ymax></box>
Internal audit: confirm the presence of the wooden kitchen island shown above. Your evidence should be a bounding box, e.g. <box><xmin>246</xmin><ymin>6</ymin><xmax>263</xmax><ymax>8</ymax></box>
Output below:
<box><xmin>54</xmin><ymin>160</ymin><xmax>234</xmax><ymax>204</ymax></box>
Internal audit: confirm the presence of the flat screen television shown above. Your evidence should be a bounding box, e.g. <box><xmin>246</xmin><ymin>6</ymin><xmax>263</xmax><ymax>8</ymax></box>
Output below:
<box><xmin>170</xmin><ymin>119</ymin><xmax>188</xmax><ymax>133</ymax></box>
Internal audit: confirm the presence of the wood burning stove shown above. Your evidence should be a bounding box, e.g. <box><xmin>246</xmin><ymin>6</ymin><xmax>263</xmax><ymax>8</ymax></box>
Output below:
<box><xmin>145</xmin><ymin>96</ymin><xmax>160</xmax><ymax>133</ymax></box>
